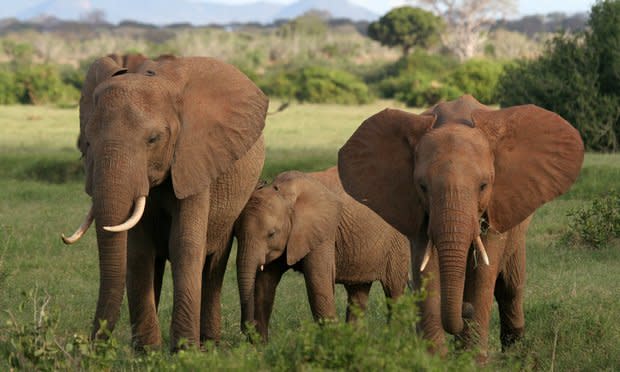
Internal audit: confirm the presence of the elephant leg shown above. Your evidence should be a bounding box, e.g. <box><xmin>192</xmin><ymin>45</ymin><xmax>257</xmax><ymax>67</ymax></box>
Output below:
<box><xmin>169</xmin><ymin>192</ymin><xmax>209</xmax><ymax>351</ymax></box>
<box><xmin>254</xmin><ymin>261</ymin><xmax>286</xmax><ymax>342</ymax></box>
<box><xmin>495</xmin><ymin>240</ymin><xmax>526</xmax><ymax>350</ymax></box>
<box><xmin>153</xmin><ymin>256</ymin><xmax>166</xmax><ymax>310</ymax></box>
<box><xmin>419</xmin><ymin>248</ymin><xmax>446</xmax><ymax>355</ymax></box>
<box><xmin>301</xmin><ymin>243</ymin><xmax>337</xmax><ymax>322</ymax></box>
<box><xmin>345</xmin><ymin>283</ymin><xmax>372</xmax><ymax>322</ymax></box>
<box><xmin>460</xmin><ymin>234</ymin><xmax>505</xmax><ymax>361</ymax></box>
<box><xmin>127</xmin><ymin>221</ymin><xmax>162</xmax><ymax>350</ymax></box>
<box><xmin>199</xmin><ymin>232</ymin><xmax>233</xmax><ymax>345</ymax></box>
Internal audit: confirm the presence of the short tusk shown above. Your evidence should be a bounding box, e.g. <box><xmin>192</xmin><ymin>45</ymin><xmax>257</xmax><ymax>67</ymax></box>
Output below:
<box><xmin>260</xmin><ymin>265</ymin><xmax>264</xmax><ymax>272</ymax></box>
<box><xmin>420</xmin><ymin>239</ymin><xmax>433</xmax><ymax>272</ymax></box>
<box><xmin>103</xmin><ymin>196</ymin><xmax>146</xmax><ymax>232</ymax></box>
<box><xmin>61</xmin><ymin>207</ymin><xmax>94</xmax><ymax>245</ymax></box>
<box><xmin>474</xmin><ymin>235</ymin><xmax>490</xmax><ymax>266</ymax></box>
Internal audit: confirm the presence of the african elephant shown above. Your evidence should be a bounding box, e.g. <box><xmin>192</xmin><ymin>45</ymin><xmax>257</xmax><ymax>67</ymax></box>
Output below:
<box><xmin>61</xmin><ymin>55</ymin><xmax>268</xmax><ymax>350</ymax></box>
<box><xmin>337</xmin><ymin>95</ymin><xmax>584</xmax><ymax>358</ymax></box>
<box><xmin>235</xmin><ymin>167</ymin><xmax>410</xmax><ymax>341</ymax></box>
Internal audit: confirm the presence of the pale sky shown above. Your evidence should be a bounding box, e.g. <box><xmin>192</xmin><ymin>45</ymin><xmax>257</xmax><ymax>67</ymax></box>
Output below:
<box><xmin>198</xmin><ymin>0</ymin><xmax>594</xmax><ymax>16</ymax></box>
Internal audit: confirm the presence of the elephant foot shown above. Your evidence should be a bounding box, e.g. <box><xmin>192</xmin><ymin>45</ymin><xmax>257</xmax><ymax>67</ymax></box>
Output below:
<box><xmin>500</xmin><ymin>326</ymin><xmax>524</xmax><ymax>351</ymax></box>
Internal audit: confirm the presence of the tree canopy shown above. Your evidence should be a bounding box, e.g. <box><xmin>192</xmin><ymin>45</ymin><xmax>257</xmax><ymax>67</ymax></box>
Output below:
<box><xmin>368</xmin><ymin>6</ymin><xmax>443</xmax><ymax>55</ymax></box>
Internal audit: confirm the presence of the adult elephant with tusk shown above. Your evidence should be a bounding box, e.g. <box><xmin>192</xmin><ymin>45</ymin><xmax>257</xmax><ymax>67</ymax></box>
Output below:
<box><xmin>61</xmin><ymin>55</ymin><xmax>267</xmax><ymax>351</ymax></box>
<box><xmin>337</xmin><ymin>95</ymin><xmax>584</xmax><ymax>359</ymax></box>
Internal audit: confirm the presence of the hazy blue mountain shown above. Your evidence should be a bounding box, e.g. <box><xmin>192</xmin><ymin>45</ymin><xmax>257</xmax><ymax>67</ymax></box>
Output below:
<box><xmin>14</xmin><ymin>0</ymin><xmax>378</xmax><ymax>25</ymax></box>
<box><xmin>276</xmin><ymin>0</ymin><xmax>376</xmax><ymax>21</ymax></box>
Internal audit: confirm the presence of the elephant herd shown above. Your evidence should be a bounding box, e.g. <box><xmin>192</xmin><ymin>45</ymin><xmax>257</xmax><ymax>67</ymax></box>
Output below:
<box><xmin>61</xmin><ymin>54</ymin><xmax>585</xmax><ymax>360</ymax></box>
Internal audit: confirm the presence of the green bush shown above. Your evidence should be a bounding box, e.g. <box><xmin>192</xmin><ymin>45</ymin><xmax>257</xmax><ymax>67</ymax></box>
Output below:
<box><xmin>497</xmin><ymin>0</ymin><xmax>620</xmax><ymax>152</ymax></box>
<box><xmin>260</xmin><ymin>65</ymin><xmax>373</xmax><ymax>104</ymax></box>
<box><xmin>446</xmin><ymin>59</ymin><xmax>507</xmax><ymax>104</ymax></box>
<box><xmin>565</xmin><ymin>189</ymin><xmax>620</xmax><ymax>248</ymax></box>
<box><xmin>371</xmin><ymin>51</ymin><xmax>507</xmax><ymax>107</ymax></box>
<box><xmin>0</xmin><ymin>63</ymin><xmax>80</xmax><ymax>106</ymax></box>
<box><xmin>0</xmin><ymin>68</ymin><xmax>19</xmax><ymax>104</ymax></box>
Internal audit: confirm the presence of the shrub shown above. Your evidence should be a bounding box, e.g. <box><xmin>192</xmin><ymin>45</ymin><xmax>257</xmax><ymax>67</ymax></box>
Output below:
<box><xmin>446</xmin><ymin>59</ymin><xmax>506</xmax><ymax>104</ymax></box>
<box><xmin>565</xmin><ymin>189</ymin><xmax>620</xmax><ymax>248</ymax></box>
<box><xmin>259</xmin><ymin>65</ymin><xmax>373</xmax><ymax>104</ymax></box>
<box><xmin>496</xmin><ymin>0</ymin><xmax>620</xmax><ymax>152</ymax></box>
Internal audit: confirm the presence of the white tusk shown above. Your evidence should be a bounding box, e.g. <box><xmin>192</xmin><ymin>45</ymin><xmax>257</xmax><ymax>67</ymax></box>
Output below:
<box><xmin>474</xmin><ymin>235</ymin><xmax>490</xmax><ymax>266</ymax></box>
<box><xmin>103</xmin><ymin>196</ymin><xmax>146</xmax><ymax>232</ymax></box>
<box><xmin>61</xmin><ymin>207</ymin><xmax>94</xmax><ymax>245</ymax></box>
<box><xmin>420</xmin><ymin>239</ymin><xmax>432</xmax><ymax>272</ymax></box>
<box><xmin>260</xmin><ymin>265</ymin><xmax>264</xmax><ymax>272</ymax></box>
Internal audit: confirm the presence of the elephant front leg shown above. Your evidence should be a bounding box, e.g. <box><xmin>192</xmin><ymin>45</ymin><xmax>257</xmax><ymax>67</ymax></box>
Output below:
<box><xmin>169</xmin><ymin>192</ymin><xmax>209</xmax><ymax>351</ymax></box>
<box><xmin>460</xmin><ymin>234</ymin><xmax>505</xmax><ymax>362</ymax></box>
<box><xmin>254</xmin><ymin>261</ymin><xmax>286</xmax><ymax>342</ymax></box>
<box><xmin>419</xmin><ymin>248</ymin><xmax>447</xmax><ymax>355</ymax></box>
<box><xmin>301</xmin><ymin>243</ymin><xmax>337</xmax><ymax>322</ymax></box>
<box><xmin>344</xmin><ymin>283</ymin><xmax>372</xmax><ymax>322</ymax></box>
<box><xmin>127</xmin><ymin>222</ymin><xmax>162</xmax><ymax>351</ymax></box>
<box><xmin>495</xmin><ymin>235</ymin><xmax>526</xmax><ymax>351</ymax></box>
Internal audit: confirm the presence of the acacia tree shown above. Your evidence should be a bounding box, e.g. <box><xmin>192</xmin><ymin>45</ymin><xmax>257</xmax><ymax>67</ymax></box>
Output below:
<box><xmin>412</xmin><ymin>0</ymin><xmax>517</xmax><ymax>60</ymax></box>
<box><xmin>368</xmin><ymin>6</ymin><xmax>444</xmax><ymax>56</ymax></box>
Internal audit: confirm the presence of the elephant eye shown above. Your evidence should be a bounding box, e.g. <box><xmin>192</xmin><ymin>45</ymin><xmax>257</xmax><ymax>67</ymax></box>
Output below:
<box><xmin>267</xmin><ymin>229</ymin><xmax>276</xmax><ymax>238</ymax></box>
<box><xmin>480</xmin><ymin>183</ymin><xmax>488</xmax><ymax>192</ymax></box>
<box><xmin>273</xmin><ymin>185</ymin><xmax>279</xmax><ymax>192</ymax></box>
<box><xmin>419</xmin><ymin>183</ymin><xmax>428</xmax><ymax>193</ymax></box>
<box><xmin>147</xmin><ymin>133</ymin><xmax>160</xmax><ymax>144</ymax></box>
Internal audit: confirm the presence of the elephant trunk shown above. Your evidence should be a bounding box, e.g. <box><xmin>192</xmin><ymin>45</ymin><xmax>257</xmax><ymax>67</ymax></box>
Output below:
<box><xmin>431</xmin><ymin>194</ymin><xmax>478</xmax><ymax>335</ymax></box>
<box><xmin>90</xmin><ymin>146</ymin><xmax>148</xmax><ymax>339</ymax></box>
<box><xmin>91</xmin><ymin>193</ymin><xmax>131</xmax><ymax>339</ymax></box>
<box><xmin>236</xmin><ymin>238</ymin><xmax>261</xmax><ymax>334</ymax></box>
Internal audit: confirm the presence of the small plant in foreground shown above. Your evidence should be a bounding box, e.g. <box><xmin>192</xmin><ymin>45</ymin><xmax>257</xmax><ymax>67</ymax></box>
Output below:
<box><xmin>565</xmin><ymin>189</ymin><xmax>620</xmax><ymax>248</ymax></box>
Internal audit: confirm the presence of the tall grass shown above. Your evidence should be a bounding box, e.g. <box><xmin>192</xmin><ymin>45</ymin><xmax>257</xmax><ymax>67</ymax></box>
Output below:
<box><xmin>0</xmin><ymin>103</ymin><xmax>618</xmax><ymax>370</ymax></box>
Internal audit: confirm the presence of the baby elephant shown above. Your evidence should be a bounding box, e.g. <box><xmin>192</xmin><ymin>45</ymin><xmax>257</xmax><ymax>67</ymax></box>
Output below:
<box><xmin>235</xmin><ymin>167</ymin><xmax>410</xmax><ymax>341</ymax></box>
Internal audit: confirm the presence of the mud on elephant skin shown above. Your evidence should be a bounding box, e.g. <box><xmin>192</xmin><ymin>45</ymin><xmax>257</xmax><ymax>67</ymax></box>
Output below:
<box><xmin>338</xmin><ymin>95</ymin><xmax>584</xmax><ymax>358</ymax></box>
<box><xmin>61</xmin><ymin>54</ymin><xmax>268</xmax><ymax>351</ymax></box>
<box><xmin>234</xmin><ymin>167</ymin><xmax>411</xmax><ymax>341</ymax></box>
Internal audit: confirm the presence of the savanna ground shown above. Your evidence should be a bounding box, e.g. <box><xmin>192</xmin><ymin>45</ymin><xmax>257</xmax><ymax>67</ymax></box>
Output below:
<box><xmin>0</xmin><ymin>102</ymin><xmax>619</xmax><ymax>370</ymax></box>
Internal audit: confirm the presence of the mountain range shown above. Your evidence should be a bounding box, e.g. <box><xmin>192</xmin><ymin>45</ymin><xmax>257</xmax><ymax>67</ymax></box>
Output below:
<box><xmin>12</xmin><ymin>0</ymin><xmax>378</xmax><ymax>25</ymax></box>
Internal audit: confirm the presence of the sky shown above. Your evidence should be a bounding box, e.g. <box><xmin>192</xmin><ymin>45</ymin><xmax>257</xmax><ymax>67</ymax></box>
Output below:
<box><xmin>195</xmin><ymin>0</ymin><xmax>595</xmax><ymax>16</ymax></box>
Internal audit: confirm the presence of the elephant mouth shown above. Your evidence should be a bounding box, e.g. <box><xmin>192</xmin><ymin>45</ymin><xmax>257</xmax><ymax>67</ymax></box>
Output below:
<box><xmin>61</xmin><ymin>196</ymin><xmax>147</xmax><ymax>244</ymax></box>
<box><xmin>420</xmin><ymin>235</ymin><xmax>489</xmax><ymax>272</ymax></box>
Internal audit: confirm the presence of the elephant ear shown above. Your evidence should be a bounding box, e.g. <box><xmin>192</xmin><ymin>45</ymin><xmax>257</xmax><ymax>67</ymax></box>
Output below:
<box><xmin>473</xmin><ymin>105</ymin><xmax>584</xmax><ymax>233</ymax></box>
<box><xmin>171</xmin><ymin>57</ymin><xmax>268</xmax><ymax>199</ymax></box>
<box><xmin>276</xmin><ymin>172</ymin><xmax>343</xmax><ymax>266</ymax></box>
<box><xmin>338</xmin><ymin>109</ymin><xmax>435</xmax><ymax>238</ymax></box>
<box><xmin>79</xmin><ymin>56</ymin><xmax>128</xmax><ymax>195</ymax></box>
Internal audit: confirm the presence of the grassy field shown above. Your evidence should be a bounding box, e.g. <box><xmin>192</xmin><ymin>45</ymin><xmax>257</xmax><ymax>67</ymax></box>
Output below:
<box><xmin>0</xmin><ymin>102</ymin><xmax>619</xmax><ymax>370</ymax></box>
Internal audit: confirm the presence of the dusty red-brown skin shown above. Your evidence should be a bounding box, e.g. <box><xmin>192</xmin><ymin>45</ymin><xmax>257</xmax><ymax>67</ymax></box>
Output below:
<box><xmin>73</xmin><ymin>55</ymin><xmax>267</xmax><ymax>351</ymax></box>
<box><xmin>234</xmin><ymin>167</ymin><xmax>411</xmax><ymax>341</ymax></box>
<box><xmin>338</xmin><ymin>95</ymin><xmax>584</xmax><ymax>359</ymax></box>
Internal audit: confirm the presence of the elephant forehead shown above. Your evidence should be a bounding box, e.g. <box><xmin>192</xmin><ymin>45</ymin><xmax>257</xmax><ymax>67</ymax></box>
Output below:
<box><xmin>419</xmin><ymin>124</ymin><xmax>491</xmax><ymax>156</ymax></box>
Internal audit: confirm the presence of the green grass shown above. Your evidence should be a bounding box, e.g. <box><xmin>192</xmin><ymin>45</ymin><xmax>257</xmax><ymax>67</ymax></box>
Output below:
<box><xmin>0</xmin><ymin>103</ymin><xmax>619</xmax><ymax>370</ymax></box>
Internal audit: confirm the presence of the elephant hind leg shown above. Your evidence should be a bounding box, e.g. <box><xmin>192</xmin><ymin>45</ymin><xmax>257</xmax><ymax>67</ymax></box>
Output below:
<box><xmin>345</xmin><ymin>283</ymin><xmax>372</xmax><ymax>322</ymax></box>
<box><xmin>199</xmin><ymin>232</ymin><xmax>234</xmax><ymax>345</ymax></box>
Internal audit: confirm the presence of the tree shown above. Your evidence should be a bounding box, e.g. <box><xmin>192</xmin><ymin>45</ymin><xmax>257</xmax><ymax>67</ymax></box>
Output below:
<box><xmin>368</xmin><ymin>6</ymin><xmax>444</xmax><ymax>56</ymax></box>
<box><xmin>412</xmin><ymin>0</ymin><xmax>517</xmax><ymax>60</ymax></box>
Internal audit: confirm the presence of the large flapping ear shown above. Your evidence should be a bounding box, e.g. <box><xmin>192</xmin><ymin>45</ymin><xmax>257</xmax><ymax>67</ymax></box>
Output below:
<box><xmin>79</xmin><ymin>56</ymin><xmax>128</xmax><ymax>196</ymax></box>
<box><xmin>274</xmin><ymin>172</ymin><xmax>343</xmax><ymax>266</ymax></box>
<box><xmin>170</xmin><ymin>57</ymin><xmax>268</xmax><ymax>199</ymax></box>
<box><xmin>473</xmin><ymin>104</ymin><xmax>584</xmax><ymax>233</ymax></box>
<box><xmin>337</xmin><ymin>109</ymin><xmax>436</xmax><ymax>238</ymax></box>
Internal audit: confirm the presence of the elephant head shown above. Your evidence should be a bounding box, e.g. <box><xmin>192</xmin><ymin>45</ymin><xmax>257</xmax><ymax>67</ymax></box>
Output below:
<box><xmin>62</xmin><ymin>55</ymin><xmax>268</xmax><ymax>338</ymax></box>
<box><xmin>338</xmin><ymin>95</ymin><xmax>584</xmax><ymax>335</ymax></box>
<box><xmin>235</xmin><ymin>171</ymin><xmax>342</xmax><ymax>332</ymax></box>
